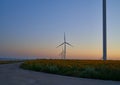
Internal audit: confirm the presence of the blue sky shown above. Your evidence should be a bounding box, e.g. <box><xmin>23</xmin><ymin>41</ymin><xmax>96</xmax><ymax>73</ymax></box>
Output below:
<box><xmin>0</xmin><ymin>0</ymin><xmax>120</xmax><ymax>59</ymax></box>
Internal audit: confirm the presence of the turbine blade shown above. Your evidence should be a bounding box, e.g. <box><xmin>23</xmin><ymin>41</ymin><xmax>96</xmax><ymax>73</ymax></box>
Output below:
<box><xmin>56</xmin><ymin>43</ymin><xmax>64</xmax><ymax>48</ymax></box>
<box><xmin>66</xmin><ymin>42</ymin><xmax>73</xmax><ymax>47</ymax></box>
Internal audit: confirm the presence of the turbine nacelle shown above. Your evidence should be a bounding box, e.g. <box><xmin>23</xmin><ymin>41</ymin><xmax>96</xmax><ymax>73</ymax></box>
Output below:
<box><xmin>56</xmin><ymin>42</ymin><xmax>72</xmax><ymax>48</ymax></box>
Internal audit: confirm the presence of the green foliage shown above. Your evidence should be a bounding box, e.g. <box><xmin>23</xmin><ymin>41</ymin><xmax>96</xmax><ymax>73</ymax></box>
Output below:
<box><xmin>20</xmin><ymin>59</ymin><xmax>120</xmax><ymax>81</ymax></box>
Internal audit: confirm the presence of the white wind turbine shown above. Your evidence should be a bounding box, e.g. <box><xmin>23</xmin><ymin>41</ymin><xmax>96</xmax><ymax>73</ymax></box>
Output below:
<box><xmin>57</xmin><ymin>33</ymin><xmax>72</xmax><ymax>59</ymax></box>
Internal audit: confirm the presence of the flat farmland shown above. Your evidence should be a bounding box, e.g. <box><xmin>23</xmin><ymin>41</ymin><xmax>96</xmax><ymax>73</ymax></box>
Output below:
<box><xmin>0</xmin><ymin>60</ymin><xmax>22</xmax><ymax>64</ymax></box>
<box><xmin>21</xmin><ymin>60</ymin><xmax>120</xmax><ymax>81</ymax></box>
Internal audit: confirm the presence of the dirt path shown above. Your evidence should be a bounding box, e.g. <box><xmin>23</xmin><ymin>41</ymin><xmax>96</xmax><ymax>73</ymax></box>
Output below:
<box><xmin>0</xmin><ymin>63</ymin><xmax>120</xmax><ymax>85</ymax></box>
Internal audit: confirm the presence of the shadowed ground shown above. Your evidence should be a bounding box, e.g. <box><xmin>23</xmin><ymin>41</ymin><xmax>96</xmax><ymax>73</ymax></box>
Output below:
<box><xmin>0</xmin><ymin>63</ymin><xmax>120</xmax><ymax>85</ymax></box>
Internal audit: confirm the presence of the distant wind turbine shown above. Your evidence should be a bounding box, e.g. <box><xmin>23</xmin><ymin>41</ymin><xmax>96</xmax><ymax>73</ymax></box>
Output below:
<box><xmin>59</xmin><ymin>46</ymin><xmax>64</xmax><ymax>59</ymax></box>
<box><xmin>57</xmin><ymin>33</ymin><xmax>72</xmax><ymax>59</ymax></box>
<box><xmin>103</xmin><ymin>0</ymin><xmax>107</xmax><ymax>60</ymax></box>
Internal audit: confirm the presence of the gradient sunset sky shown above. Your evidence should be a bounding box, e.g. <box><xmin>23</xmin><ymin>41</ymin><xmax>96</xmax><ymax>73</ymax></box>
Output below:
<box><xmin>0</xmin><ymin>0</ymin><xmax>120</xmax><ymax>60</ymax></box>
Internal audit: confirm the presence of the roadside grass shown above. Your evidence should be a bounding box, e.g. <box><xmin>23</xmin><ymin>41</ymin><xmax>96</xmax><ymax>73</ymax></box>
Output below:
<box><xmin>20</xmin><ymin>59</ymin><xmax>120</xmax><ymax>81</ymax></box>
<box><xmin>0</xmin><ymin>60</ymin><xmax>23</xmax><ymax>64</ymax></box>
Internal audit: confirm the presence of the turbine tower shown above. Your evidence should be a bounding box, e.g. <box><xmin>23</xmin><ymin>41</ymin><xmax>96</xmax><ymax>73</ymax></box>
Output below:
<box><xmin>57</xmin><ymin>33</ymin><xmax>72</xmax><ymax>59</ymax></box>
<box><xmin>103</xmin><ymin>0</ymin><xmax>107</xmax><ymax>60</ymax></box>
<box><xmin>59</xmin><ymin>46</ymin><xmax>64</xmax><ymax>59</ymax></box>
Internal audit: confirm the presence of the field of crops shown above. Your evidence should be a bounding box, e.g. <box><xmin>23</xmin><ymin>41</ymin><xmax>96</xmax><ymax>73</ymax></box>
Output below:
<box><xmin>20</xmin><ymin>59</ymin><xmax>120</xmax><ymax>81</ymax></box>
<box><xmin>0</xmin><ymin>60</ymin><xmax>22</xmax><ymax>64</ymax></box>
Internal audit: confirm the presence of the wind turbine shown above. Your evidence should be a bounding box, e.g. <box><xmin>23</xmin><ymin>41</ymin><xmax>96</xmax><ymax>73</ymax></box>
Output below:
<box><xmin>103</xmin><ymin>0</ymin><xmax>107</xmax><ymax>60</ymax></box>
<box><xmin>57</xmin><ymin>33</ymin><xmax>72</xmax><ymax>59</ymax></box>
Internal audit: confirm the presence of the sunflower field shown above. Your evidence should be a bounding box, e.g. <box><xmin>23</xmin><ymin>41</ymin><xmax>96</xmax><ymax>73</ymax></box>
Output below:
<box><xmin>20</xmin><ymin>59</ymin><xmax>120</xmax><ymax>81</ymax></box>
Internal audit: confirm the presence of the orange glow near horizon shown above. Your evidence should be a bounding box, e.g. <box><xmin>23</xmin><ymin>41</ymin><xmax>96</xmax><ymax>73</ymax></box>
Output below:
<box><xmin>0</xmin><ymin>39</ymin><xmax>120</xmax><ymax>60</ymax></box>
<box><xmin>1</xmin><ymin>44</ymin><xmax>120</xmax><ymax>60</ymax></box>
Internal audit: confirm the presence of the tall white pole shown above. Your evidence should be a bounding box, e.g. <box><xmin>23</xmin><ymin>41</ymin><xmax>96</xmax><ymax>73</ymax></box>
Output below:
<box><xmin>103</xmin><ymin>0</ymin><xmax>107</xmax><ymax>60</ymax></box>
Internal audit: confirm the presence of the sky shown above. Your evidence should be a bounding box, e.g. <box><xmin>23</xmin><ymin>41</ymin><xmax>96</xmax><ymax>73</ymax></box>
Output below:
<box><xmin>0</xmin><ymin>0</ymin><xmax>120</xmax><ymax>60</ymax></box>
